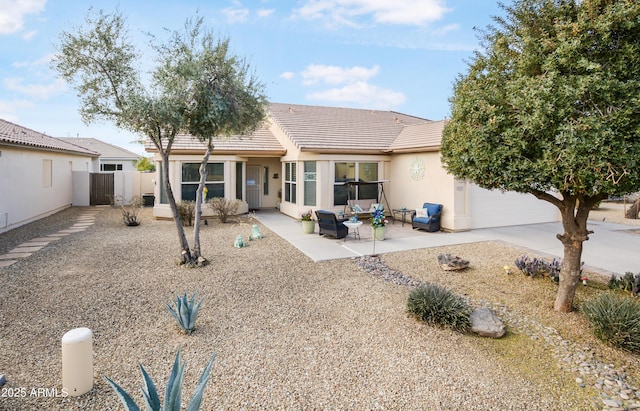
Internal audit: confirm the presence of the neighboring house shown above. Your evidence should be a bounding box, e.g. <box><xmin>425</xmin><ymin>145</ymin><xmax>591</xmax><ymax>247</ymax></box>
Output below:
<box><xmin>147</xmin><ymin>103</ymin><xmax>558</xmax><ymax>231</ymax></box>
<box><xmin>58</xmin><ymin>137</ymin><xmax>141</xmax><ymax>172</ymax></box>
<box><xmin>0</xmin><ymin>119</ymin><xmax>99</xmax><ymax>234</ymax></box>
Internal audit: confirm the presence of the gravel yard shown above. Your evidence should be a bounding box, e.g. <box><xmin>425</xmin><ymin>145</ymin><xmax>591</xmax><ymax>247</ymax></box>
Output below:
<box><xmin>0</xmin><ymin>204</ymin><xmax>638</xmax><ymax>410</ymax></box>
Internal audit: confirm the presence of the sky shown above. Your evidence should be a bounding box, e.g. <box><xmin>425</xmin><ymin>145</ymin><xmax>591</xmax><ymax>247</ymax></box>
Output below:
<box><xmin>0</xmin><ymin>0</ymin><xmax>504</xmax><ymax>155</ymax></box>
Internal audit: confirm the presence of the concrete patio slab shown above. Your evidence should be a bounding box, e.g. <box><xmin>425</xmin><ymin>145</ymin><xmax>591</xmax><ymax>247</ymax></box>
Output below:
<box><xmin>255</xmin><ymin>209</ymin><xmax>639</xmax><ymax>277</ymax></box>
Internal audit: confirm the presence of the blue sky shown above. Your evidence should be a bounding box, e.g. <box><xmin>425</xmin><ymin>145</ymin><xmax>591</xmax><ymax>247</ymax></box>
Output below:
<box><xmin>0</xmin><ymin>0</ymin><xmax>503</xmax><ymax>155</ymax></box>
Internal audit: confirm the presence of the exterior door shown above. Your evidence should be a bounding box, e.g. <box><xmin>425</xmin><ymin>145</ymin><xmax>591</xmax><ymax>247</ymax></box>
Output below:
<box><xmin>246</xmin><ymin>166</ymin><xmax>261</xmax><ymax>210</ymax></box>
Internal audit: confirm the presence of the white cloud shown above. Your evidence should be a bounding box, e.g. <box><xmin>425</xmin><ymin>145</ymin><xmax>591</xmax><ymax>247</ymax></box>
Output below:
<box><xmin>3</xmin><ymin>77</ymin><xmax>66</xmax><ymax>99</ymax></box>
<box><xmin>257</xmin><ymin>9</ymin><xmax>274</xmax><ymax>18</ymax></box>
<box><xmin>306</xmin><ymin>81</ymin><xmax>406</xmax><ymax>109</ymax></box>
<box><xmin>12</xmin><ymin>53</ymin><xmax>53</xmax><ymax>69</ymax></box>
<box><xmin>301</xmin><ymin>64</ymin><xmax>379</xmax><ymax>86</ymax></box>
<box><xmin>280</xmin><ymin>71</ymin><xmax>296</xmax><ymax>80</ymax></box>
<box><xmin>431</xmin><ymin>23</ymin><xmax>459</xmax><ymax>36</ymax></box>
<box><xmin>292</xmin><ymin>0</ymin><xmax>450</xmax><ymax>28</ymax></box>
<box><xmin>0</xmin><ymin>0</ymin><xmax>47</xmax><ymax>35</ymax></box>
<box><xmin>222</xmin><ymin>7</ymin><xmax>250</xmax><ymax>23</ymax></box>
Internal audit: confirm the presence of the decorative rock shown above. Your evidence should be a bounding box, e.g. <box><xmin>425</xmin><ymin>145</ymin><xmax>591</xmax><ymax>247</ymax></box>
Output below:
<box><xmin>250</xmin><ymin>225</ymin><xmax>263</xmax><ymax>240</ymax></box>
<box><xmin>470</xmin><ymin>307</ymin><xmax>506</xmax><ymax>338</ymax></box>
<box><xmin>234</xmin><ymin>234</ymin><xmax>245</xmax><ymax>248</ymax></box>
<box><xmin>0</xmin><ymin>374</ymin><xmax>5</xmax><ymax>386</ymax></box>
<box><xmin>437</xmin><ymin>253</ymin><xmax>469</xmax><ymax>271</ymax></box>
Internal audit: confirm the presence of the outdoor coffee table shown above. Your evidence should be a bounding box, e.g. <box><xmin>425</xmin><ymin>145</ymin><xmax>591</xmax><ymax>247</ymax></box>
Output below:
<box><xmin>343</xmin><ymin>220</ymin><xmax>363</xmax><ymax>241</ymax></box>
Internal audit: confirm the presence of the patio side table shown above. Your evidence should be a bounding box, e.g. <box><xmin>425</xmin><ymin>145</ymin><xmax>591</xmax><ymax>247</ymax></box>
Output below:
<box><xmin>343</xmin><ymin>221</ymin><xmax>363</xmax><ymax>241</ymax></box>
<box><xmin>392</xmin><ymin>209</ymin><xmax>411</xmax><ymax>227</ymax></box>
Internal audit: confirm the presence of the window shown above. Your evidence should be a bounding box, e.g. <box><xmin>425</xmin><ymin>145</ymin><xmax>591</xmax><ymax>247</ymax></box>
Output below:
<box><xmin>334</xmin><ymin>162</ymin><xmax>378</xmax><ymax>205</ymax></box>
<box><xmin>236</xmin><ymin>162</ymin><xmax>243</xmax><ymax>200</ymax></box>
<box><xmin>303</xmin><ymin>161</ymin><xmax>316</xmax><ymax>206</ymax></box>
<box><xmin>181</xmin><ymin>162</ymin><xmax>224</xmax><ymax>201</ymax></box>
<box><xmin>263</xmin><ymin>166</ymin><xmax>269</xmax><ymax>196</ymax></box>
<box><xmin>101</xmin><ymin>163</ymin><xmax>123</xmax><ymax>171</ymax></box>
<box><xmin>159</xmin><ymin>161</ymin><xmax>168</xmax><ymax>204</ymax></box>
<box><xmin>284</xmin><ymin>162</ymin><xmax>296</xmax><ymax>204</ymax></box>
<box><xmin>42</xmin><ymin>159</ymin><xmax>52</xmax><ymax>188</ymax></box>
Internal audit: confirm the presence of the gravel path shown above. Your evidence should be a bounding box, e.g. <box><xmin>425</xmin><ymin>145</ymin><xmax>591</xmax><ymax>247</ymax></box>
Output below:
<box><xmin>0</xmin><ymin>205</ymin><xmax>636</xmax><ymax>410</ymax></box>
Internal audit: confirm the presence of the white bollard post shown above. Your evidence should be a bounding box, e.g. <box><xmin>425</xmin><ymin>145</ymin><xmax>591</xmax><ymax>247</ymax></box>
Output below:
<box><xmin>61</xmin><ymin>327</ymin><xmax>93</xmax><ymax>396</ymax></box>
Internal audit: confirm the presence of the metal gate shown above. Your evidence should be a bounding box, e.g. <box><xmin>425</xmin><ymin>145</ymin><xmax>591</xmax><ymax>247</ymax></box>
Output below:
<box><xmin>90</xmin><ymin>173</ymin><xmax>114</xmax><ymax>205</ymax></box>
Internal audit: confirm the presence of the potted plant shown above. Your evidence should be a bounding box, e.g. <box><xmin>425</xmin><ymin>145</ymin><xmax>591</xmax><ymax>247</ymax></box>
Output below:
<box><xmin>370</xmin><ymin>206</ymin><xmax>388</xmax><ymax>240</ymax></box>
<box><xmin>301</xmin><ymin>209</ymin><xmax>315</xmax><ymax>234</ymax></box>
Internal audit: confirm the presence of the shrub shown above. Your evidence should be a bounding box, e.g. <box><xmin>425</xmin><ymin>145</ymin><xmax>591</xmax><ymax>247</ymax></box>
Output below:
<box><xmin>608</xmin><ymin>272</ymin><xmax>640</xmax><ymax>296</ymax></box>
<box><xmin>177</xmin><ymin>201</ymin><xmax>196</xmax><ymax>226</ymax></box>
<box><xmin>105</xmin><ymin>348</ymin><xmax>216</xmax><ymax>411</ymax></box>
<box><xmin>166</xmin><ymin>292</ymin><xmax>204</xmax><ymax>334</ymax></box>
<box><xmin>113</xmin><ymin>195</ymin><xmax>142</xmax><ymax>226</ymax></box>
<box><xmin>514</xmin><ymin>255</ymin><xmax>575</xmax><ymax>283</ymax></box>
<box><xmin>406</xmin><ymin>283</ymin><xmax>472</xmax><ymax>332</ymax></box>
<box><xmin>208</xmin><ymin>197</ymin><xmax>240</xmax><ymax>223</ymax></box>
<box><xmin>582</xmin><ymin>293</ymin><xmax>640</xmax><ymax>353</ymax></box>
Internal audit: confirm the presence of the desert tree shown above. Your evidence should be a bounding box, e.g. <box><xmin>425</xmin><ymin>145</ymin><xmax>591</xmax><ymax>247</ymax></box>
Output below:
<box><xmin>53</xmin><ymin>9</ymin><xmax>266</xmax><ymax>266</ymax></box>
<box><xmin>441</xmin><ymin>0</ymin><xmax>640</xmax><ymax>312</ymax></box>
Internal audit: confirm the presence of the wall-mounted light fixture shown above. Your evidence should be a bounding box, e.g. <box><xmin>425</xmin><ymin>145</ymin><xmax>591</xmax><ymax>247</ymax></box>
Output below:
<box><xmin>272</xmin><ymin>173</ymin><xmax>279</xmax><ymax>179</ymax></box>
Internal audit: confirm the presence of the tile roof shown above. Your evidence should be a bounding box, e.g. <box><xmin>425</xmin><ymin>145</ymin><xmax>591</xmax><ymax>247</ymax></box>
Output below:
<box><xmin>142</xmin><ymin>103</ymin><xmax>443</xmax><ymax>155</ymax></box>
<box><xmin>268</xmin><ymin>103</ymin><xmax>430</xmax><ymax>153</ymax></box>
<box><xmin>388</xmin><ymin>119</ymin><xmax>447</xmax><ymax>153</ymax></box>
<box><xmin>0</xmin><ymin>118</ymin><xmax>99</xmax><ymax>156</ymax></box>
<box><xmin>145</xmin><ymin>121</ymin><xmax>286</xmax><ymax>155</ymax></box>
<box><xmin>58</xmin><ymin>137</ymin><xmax>141</xmax><ymax>159</ymax></box>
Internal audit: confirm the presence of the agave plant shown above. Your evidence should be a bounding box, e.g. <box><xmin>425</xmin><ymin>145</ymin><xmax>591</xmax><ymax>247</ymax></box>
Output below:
<box><xmin>105</xmin><ymin>348</ymin><xmax>216</xmax><ymax>411</ymax></box>
<box><xmin>166</xmin><ymin>292</ymin><xmax>204</xmax><ymax>334</ymax></box>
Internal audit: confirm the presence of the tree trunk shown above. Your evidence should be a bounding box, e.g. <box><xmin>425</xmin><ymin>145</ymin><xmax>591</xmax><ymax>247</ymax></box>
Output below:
<box><xmin>161</xmin><ymin>150</ymin><xmax>194</xmax><ymax>266</ymax></box>
<box><xmin>626</xmin><ymin>198</ymin><xmax>640</xmax><ymax>219</ymax></box>
<box><xmin>553</xmin><ymin>195</ymin><xmax>597</xmax><ymax>312</ymax></box>
<box><xmin>192</xmin><ymin>141</ymin><xmax>212</xmax><ymax>263</ymax></box>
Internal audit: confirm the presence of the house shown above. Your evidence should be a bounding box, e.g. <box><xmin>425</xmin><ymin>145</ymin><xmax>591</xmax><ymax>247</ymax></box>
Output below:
<box><xmin>58</xmin><ymin>137</ymin><xmax>141</xmax><ymax>172</ymax></box>
<box><xmin>0</xmin><ymin>119</ymin><xmax>99</xmax><ymax>234</ymax></box>
<box><xmin>147</xmin><ymin>103</ymin><xmax>558</xmax><ymax>230</ymax></box>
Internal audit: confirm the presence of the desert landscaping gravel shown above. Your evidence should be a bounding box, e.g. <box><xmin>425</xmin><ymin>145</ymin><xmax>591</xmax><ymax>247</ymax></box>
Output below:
<box><xmin>0</xmin><ymin>204</ymin><xmax>639</xmax><ymax>410</ymax></box>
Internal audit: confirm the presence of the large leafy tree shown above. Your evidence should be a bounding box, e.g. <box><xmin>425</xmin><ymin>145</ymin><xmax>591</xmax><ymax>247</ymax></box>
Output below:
<box><xmin>53</xmin><ymin>10</ymin><xmax>267</xmax><ymax>266</ymax></box>
<box><xmin>441</xmin><ymin>0</ymin><xmax>640</xmax><ymax>312</ymax></box>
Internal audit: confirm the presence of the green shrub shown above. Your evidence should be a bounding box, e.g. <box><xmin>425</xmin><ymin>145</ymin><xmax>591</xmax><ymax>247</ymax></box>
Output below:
<box><xmin>582</xmin><ymin>293</ymin><xmax>640</xmax><ymax>353</ymax></box>
<box><xmin>166</xmin><ymin>292</ymin><xmax>204</xmax><ymax>334</ymax></box>
<box><xmin>177</xmin><ymin>201</ymin><xmax>196</xmax><ymax>226</ymax></box>
<box><xmin>208</xmin><ymin>197</ymin><xmax>240</xmax><ymax>223</ymax></box>
<box><xmin>406</xmin><ymin>283</ymin><xmax>472</xmax><ymax>332</ymax></box>
<box><xmin>608</xmin><ymin>272</ymin><xmax>640</xmax><ymax>296</ymax></box>
<box><xmin>105</xmin><ymin>348</ymin><xmax>216</xmax><ymax>411</ymax></box>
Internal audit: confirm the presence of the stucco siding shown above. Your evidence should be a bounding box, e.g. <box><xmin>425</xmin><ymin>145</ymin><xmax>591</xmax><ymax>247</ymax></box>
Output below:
<box><xmin>0</xmin><ymin>146</ymin><xmax>92</xmax><ymax>233</ymax></box>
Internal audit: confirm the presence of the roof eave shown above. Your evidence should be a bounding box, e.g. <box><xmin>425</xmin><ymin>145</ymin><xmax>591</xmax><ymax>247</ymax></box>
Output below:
<box><xmin>0</xmin><ymin>140</ymin><xmax>100</xmax><ymax>157</ymax></box>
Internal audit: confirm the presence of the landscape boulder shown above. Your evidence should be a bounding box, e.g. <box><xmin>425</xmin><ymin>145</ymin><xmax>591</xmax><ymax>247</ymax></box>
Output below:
<box><xmin>470</xmin><ymin>307</ymin><xmax>506</xmax><ymax>338</ymax></box>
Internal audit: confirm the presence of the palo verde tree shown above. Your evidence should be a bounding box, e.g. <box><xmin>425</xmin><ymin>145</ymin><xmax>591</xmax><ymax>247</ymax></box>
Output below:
<box><xmin>53</xmin><ymin>9</ymin><xmax>267</xmax><ymax>266</ymax></box>
<box><xmin>441</xmin><ymin>0</ymin><xmax>640</xmax><ymax>312</ymax></box>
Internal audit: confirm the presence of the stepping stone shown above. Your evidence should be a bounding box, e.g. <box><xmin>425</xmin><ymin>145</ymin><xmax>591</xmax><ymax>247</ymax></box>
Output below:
<box><xmin>0</xmin><ymin>253</ymin><xmax>32</xmax><ymax>259</ymax></box>
<box><xmin>58</xmin><ymin>229</ymin><xmax>86</xmax><ymax>233</ymax></box>
<box><xmin>50</xmin><ymin>233</ymin><xmax>70</xmax><ymax>237</ymax></box>
<box><xmin>32</xmin><ymin>237</ymin><xmax>60</xmax><ymax>242</ymax></box>
<box><xmin>10</xmin><ymin>246</ymin><xmax>43</xmax><ymax>253</ymax></box>
<box><xmin>24</xmin><ymin>241</ymin><xmax>50</xmax><ymax>246</ymax></box>
<box><xmin>0</xmin><ymin>260</ymin><xmax>17</xmax><ymax>267</ymax></box>
<box><xmin>73</xmin><ymin>223</ymin><xmax>94</xmax><ymax>227</ymax></box>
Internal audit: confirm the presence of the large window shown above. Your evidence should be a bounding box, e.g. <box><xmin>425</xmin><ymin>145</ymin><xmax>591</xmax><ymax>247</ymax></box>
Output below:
<box><xmin>334</xmin><ymin>162</ymin><xmax>378</xmax><ymax>205</ymax></box>
<box><xmin>236</xmin><ymin>162</ymin><xmax>243</xmax><ymax>200</ymax></box>
<box><xmin>181</xmin><ymin>162</ymin><xmax>224</xmax><ymax>201</ymax></box>
<box><xmin>284</xmin><ymin>162</ymin><xmax>296</xmax><ymax>204</ymax></box>
<box><xmin>303</xmin><ymin>161</ymin><xmax>316</xmax><ymax>206</ymax></box>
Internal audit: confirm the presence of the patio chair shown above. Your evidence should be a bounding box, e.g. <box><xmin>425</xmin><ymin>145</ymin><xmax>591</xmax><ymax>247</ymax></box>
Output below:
<box><xmin>411</xmin><ymin>203</ymin><xmax>442</xmax><ymax>232</ymax></box>
<box><xmin>315</xmin><ymin>210</ymin><xmax>349</xmax><ymax>239</ymax></box>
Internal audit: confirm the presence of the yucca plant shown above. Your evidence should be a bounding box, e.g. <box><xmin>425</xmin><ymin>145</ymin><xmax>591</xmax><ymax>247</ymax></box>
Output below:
<box><xmin>582</xmin><ymin>293</ymin><xmax>640</xmax><ymax>353</ymax></box>
<box><xmin>166</xmin><ymin>292</ymin><xmax>204</xmax><ymax>334</ymax></box>
<box><xmin>406</xmin><ymin>283</ymin><xmax>472</xmax><ymax>332</ymax></box>
<box><xmin>105</xmin><ymin>348</ymin><xmax>216</xmax><ymax>411</ymax></box>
